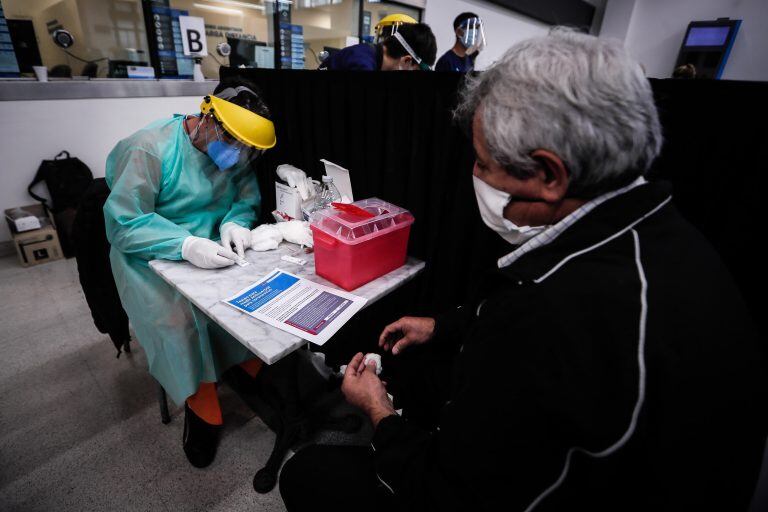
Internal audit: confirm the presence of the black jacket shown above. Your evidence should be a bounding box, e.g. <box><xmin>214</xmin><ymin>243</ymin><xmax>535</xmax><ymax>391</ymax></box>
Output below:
<box><xmin>371</xmin><ymin>181</ymin><xmax>767</xmax><ymax>511</ymax></box>
<box><xmin>72</xmin><ymin>178</ymin><xmax>130</xmax><ymax>354</ymax></box>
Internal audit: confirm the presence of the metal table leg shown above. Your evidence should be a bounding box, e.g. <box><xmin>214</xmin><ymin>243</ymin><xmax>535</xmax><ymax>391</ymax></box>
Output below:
<box><xmin>157</xmin><ymin>381</ymin><xmax>171</xmax><ymax>424</ymax></box>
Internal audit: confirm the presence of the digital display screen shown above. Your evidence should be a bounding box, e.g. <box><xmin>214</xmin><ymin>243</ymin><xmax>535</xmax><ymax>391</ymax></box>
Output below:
<box><xmin>685</xmin><ymin>26</ymin><xmax>730</xmax><ymax>47</ymax></box>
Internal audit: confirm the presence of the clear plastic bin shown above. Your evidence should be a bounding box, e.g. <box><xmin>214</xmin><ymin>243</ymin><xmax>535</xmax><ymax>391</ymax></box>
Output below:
<box><xmin>310</xmin><ymin>198</ymin><xmax>415</xmax><ymax>291</ymax></box>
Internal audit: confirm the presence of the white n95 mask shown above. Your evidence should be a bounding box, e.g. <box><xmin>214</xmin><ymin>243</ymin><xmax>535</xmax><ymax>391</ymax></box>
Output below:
<box><xmin>472</xmin><ymin>176</ymin><xmax>548</xmax><ymax>246</ymax></box>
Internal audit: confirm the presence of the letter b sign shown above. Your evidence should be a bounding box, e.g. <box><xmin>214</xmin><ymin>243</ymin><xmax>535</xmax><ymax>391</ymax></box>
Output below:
<box><xmin>187</xmin><ymin>30</ymin><xmax>203</xmax><ymax>53</ymax></box>
<box><xmin>179</xmin><ymin>16</ymin><xmax>208</xmax><ymax>57</ymax></box>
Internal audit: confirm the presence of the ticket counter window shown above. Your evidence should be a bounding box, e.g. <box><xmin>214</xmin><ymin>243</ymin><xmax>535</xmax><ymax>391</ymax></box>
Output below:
<box><xmin>170</xmin><ymin>0</ymin><xmax>272</xmax><ymax>79</ymax></box>
<box><xmin>2</xmin><ymin>0</ymin><xmax>151</xmax><ymax>78</ymax></box>
<box><xmin>292</xmin><ymin>0</ymin><xmax>360</xmax><ymax>70</ymax></box>
<box><xmin>1</xmin><ymin>0</ymin><xmax>421</xmax><ymax>78</ymax></box>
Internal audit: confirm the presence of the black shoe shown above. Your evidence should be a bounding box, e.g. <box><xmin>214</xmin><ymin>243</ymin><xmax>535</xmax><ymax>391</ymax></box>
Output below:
<box><xmin>183</xmin><ymin>402</ymin><xmax>221</xmax><ymax>468</ymax></box>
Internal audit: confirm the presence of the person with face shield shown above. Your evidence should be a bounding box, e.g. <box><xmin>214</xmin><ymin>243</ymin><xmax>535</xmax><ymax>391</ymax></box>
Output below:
<box><xmin>435</xmin><ymin>12</ymin><xmax>485</xmax><ymax>73</ymax></box>
<box><xmin>103</xmin><ymin>79</ymin><xmax>276</xmax><ymax>468</ymax></box>
<box><xmin>279</xmin><ymin>29</ymin><xmax>767</xmax><ymax>511</ymax></box>
<box><xmin>318</xmin><ymin>21</ymin><xmax>436</xmax><ymax>71</ymax></box>
<box><xmin>373</xmin><ymin>13</ymin><xmax>417</xmax><ymax>43</ymax></box>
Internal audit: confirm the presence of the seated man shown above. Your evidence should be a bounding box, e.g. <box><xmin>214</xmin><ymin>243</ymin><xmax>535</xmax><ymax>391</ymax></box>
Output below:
<box><xmin>280</xmin><ymin>28</ymin><xmax>768</xmax><ymax>511</ymax></box>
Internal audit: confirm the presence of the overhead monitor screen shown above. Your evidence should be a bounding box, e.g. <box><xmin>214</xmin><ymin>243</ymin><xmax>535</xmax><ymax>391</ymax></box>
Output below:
<box><xmin>685</xmin><ymin>26</ymin><xmax>730</xmax><ymax>47</ymax></box>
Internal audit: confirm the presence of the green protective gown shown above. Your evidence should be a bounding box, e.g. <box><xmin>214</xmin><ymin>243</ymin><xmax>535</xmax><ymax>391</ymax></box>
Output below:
<box><xmin>104</xmin><ymin>114</ymin><xmax>261</xmax><ymax>405</ymax></box>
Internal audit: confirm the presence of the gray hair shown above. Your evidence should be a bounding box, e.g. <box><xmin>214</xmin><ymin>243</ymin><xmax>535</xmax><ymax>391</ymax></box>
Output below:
<box><xmin>456</xmin><ymin>27</ymin><xmax>662</xmax><ymax>198</ymax></box>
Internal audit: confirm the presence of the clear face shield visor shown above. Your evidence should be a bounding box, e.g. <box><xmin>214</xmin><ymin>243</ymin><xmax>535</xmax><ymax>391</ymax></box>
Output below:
<box><xmin>191</xmin><ymin>114</ymin><xmax>263</xmax><ymax>170</ymax></box>
<box><xmin>391</xmin><ymin>31</ymin><xmax>432</xmax><ymax>71</ymax></box>
<box><xmin>458</xmin><ymin>17</ymin><xmax>486</xmax><ymax>55</ymax></box>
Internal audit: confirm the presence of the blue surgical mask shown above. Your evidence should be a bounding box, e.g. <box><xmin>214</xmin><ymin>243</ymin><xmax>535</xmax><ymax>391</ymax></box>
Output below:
<box><xmin>208</xmin><ymin>139</ymin><xmax>240</xmax><ymax>171</ymax></box>
<box><xmin>459</xmin><ymin>28</ymin><xmax>478</xmax><ymax>49</ymax></box>
<box><xmin>459</xmin><ymin>18</ymin><xmax>485</xmax><ymax>55</ymax></box>
<box><xmin>207</xmin><ymin>120</ymin><xmax>241</xmax><ymax>171</ymax></box>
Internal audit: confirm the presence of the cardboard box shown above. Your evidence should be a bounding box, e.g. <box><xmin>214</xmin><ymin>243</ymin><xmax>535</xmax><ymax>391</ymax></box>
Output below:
<box><xmin>13</xmin><ymin>226</ymin><xmax>63</xmax><ymax>267</ymax></box>
<box><xmin>275</xmin><ymin>181</ymin><xmax>303</xmax><ymax>220</ymax></box>
<box><xmin>5</xmin><ymin>204</ymin><xmax>63</xmax><ymax>267</ymax></box>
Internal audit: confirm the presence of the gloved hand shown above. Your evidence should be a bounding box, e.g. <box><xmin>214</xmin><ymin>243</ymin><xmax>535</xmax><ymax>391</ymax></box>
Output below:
<box><xmin>250</xmin><ymin>224</ymin><xmax>283</xmax><ymax>251</ymax></box>
<box><xmin>182</xmin><ymin>236</ymin><xmax>238</xmax><ymax>269</ymax></box>
<box><xmin>220</xmin><ymin>222</ymin><xmax>251</xmax><ymax>258</ymax></box>
<box><xmin>276</xmin><ymin>164</ymin><xmax>316</xmax><ymax>201</ymax></box>
<box><xmin>276</xmin><ymin>220</ymin><xmax>313</xmax><ymax>248</ymax></box>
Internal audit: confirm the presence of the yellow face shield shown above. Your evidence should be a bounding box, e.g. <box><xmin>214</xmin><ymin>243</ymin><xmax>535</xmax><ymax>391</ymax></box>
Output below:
<box><xmin>200</xmin><ymin>95</ymin><xmax>276</xmax><ymax>150</ymax></box>
<box><xmin>374</xmin><ymin>13</ymin><xmax>417</xmax><ymax>44</ymax></box>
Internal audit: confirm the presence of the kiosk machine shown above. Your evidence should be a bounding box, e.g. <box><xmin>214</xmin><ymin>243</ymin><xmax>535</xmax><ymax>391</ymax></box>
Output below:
<box><xmin>675</xmin><ymin>18</ymin><xmax>741</xmax><ymax>79</ymax></box>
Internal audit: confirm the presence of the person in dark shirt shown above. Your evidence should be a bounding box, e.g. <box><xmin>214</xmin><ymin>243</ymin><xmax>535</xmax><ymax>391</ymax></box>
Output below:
<box><xmin>435</xmin><ymin>12</ymin><xmax>485</xmax><ymax>73</ymax></box>
<box><xmin>280</xmin><ymin>27</ymin><xmax>768</xmax><ymax>512</ymax></box>
<box><xmin>319</xmin><ymin>23</ymin><xmax>437</xmax><ymax>71</ymax></box>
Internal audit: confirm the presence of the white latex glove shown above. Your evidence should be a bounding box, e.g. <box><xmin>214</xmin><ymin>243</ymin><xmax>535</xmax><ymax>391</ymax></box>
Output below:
<box><xmin>220</xmin><ymin>222</ymin><xmax>251</xmax><ymax>258</ymax></box>
<box><xmin>276</xmin><ymin>220</ymin><xmax>313</xmax><ymax>248</ymax></box>
<box><xmin>182</xmin><ymin>236</ymin><xmax>238</xmax><ymax>269</ymax></box>
<box><xmin>276</xmin><ymin>164</ymin><xmax>316</xmax><ymax>201</ymax></box>
<box><xmin>250</xmin><ymin>224</ymin><xmax>283</xmax><ymax>251</ymax></box>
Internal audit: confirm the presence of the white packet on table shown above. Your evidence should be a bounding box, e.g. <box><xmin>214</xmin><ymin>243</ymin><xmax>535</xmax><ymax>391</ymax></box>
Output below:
<box><xmin>250</xmin><ymin>224</ymin><xmax>283</xmax><ymax>251</ymax></box>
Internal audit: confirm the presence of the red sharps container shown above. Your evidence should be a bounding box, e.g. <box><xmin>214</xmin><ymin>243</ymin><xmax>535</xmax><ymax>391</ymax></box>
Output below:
<box><xmin>309</xmin><ymin>198</ymin><xmax>415</xmax><ymax>291</ymax></box>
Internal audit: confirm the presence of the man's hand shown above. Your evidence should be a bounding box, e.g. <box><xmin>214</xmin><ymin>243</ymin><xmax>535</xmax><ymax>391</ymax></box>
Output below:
<box><xmin>378</xmin><ymin>316</ymin><xmax>436</xmax><ymax>355</ymax></box>
<box><xmin>341</xmin><ymin>352</ymin><xmax>395</xmax><ymax>428</ymax></box>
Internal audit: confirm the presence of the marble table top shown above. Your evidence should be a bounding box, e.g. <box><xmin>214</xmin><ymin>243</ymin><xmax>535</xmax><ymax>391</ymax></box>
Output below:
<box><xmin>149</xmin><ymin>243</ymin><xmax>425</xmax><ymax>364</ymax></box>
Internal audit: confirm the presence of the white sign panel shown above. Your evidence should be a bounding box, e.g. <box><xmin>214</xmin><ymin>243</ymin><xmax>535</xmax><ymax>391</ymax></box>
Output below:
<box><xmin>179</xmin><ymin>16</ymin><xmax>208</xmax><ymax>57</ymax></box>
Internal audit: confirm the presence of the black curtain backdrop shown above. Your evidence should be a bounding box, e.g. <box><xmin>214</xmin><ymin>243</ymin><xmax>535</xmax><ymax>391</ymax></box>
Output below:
<box><xmin>648</xmin><ymin>78</ymin><xmax>766</xmax><ymax>337</ymax></box>
<box><xmin>222</xmin><ymin>67</ymin><xmax>766</xmax><ymax>358</ymax></box>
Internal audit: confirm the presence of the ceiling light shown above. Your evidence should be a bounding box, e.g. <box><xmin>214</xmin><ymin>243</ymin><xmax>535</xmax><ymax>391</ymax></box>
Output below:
<box><xmin>193</xmin><ymin>3</ymin><xmax>244</xmax><ymax>15</ymax></box>
<box><xmin>208</xmin><ymin>0</ymin><xmax>265</xmax><ymax>11</ymax></box>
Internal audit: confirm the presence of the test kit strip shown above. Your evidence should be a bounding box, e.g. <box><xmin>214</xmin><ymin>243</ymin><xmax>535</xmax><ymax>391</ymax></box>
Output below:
<box><xmin>281</xmin><ymin>255</ymin><xmax>306</xmax><ymax>266</ymax></box>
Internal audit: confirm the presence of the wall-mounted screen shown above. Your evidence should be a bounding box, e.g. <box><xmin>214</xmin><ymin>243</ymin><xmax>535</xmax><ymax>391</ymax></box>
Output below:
<box><xmin>685</xmin><ymin>26</ymin><xmax>730</xmax><ymax>47</ymax></box>
<box><xmin>675</xmin><ymin>18</ymin><xmax>741</xmax><ymax>79</ymax></box>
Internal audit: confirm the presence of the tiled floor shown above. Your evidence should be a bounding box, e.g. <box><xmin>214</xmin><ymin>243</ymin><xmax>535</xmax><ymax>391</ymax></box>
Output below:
<box><xmin>0</xmin><ymin>255</ymin><xmax>287</xmax><ymax>511</ymax></box>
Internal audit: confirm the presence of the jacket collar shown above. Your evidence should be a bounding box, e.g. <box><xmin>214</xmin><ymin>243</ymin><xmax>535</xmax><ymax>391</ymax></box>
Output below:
<box><xmin>497</xmin><ymin>180</ymin><xmax>674</xmax><ymax>283</ymax></box>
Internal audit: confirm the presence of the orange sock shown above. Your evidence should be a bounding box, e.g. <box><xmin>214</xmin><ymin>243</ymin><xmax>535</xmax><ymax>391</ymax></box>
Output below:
<box><xmin>240</xmin><ymin>358</ymin><xmax>263</xmax><ymax>379</ymax></box>
<box><xmin>186</xmin><ymin>382</ymin><xmax>223</xmax><ymax>426</ymax></box>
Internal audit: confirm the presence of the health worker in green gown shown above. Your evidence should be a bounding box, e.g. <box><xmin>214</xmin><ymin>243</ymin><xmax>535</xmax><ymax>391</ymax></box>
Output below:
<box><xmin>104</xmin><ymin>79</ymin><xmax>276</xmax><ymax>468</ymax></box>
